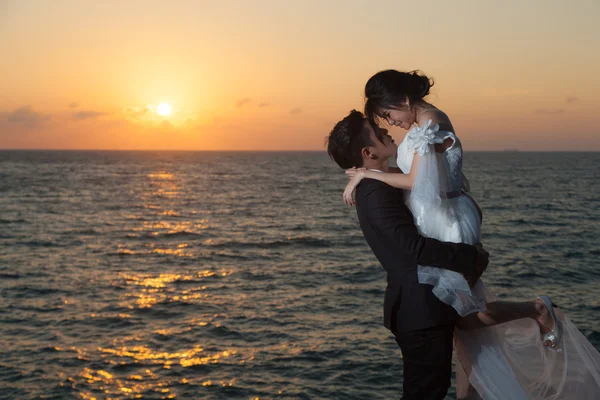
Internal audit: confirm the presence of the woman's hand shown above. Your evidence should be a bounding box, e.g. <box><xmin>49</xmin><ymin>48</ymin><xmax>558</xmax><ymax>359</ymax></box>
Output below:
<box><xmin>345</xmin><ymin>167</ymin><xmax>367</xmax><ymax>179</ymax></box>
<box><xmin>343</xmin><ymin>169</ymin><xmax>366</xmax><ymax>206</ymax></box>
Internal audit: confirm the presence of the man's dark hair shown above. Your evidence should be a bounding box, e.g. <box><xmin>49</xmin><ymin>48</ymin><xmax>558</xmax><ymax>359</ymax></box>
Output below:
<box><xmin>326</xmin><ymin>110</ymin><xmax>382</xmax><ymax>169</ymax></box>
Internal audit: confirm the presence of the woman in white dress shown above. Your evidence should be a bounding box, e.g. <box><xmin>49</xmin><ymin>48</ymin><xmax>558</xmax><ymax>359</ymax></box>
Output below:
<box><xmin>343</xmin><ymin>70</ymin><xmax>600</xmax><ymax>399</ymax></box>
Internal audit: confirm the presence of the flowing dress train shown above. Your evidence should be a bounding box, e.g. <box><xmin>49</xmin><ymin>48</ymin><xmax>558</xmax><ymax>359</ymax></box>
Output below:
<box><xmin>396</xmin><ymin>121</ymin><xmax>600</xmax><ymax>399</ymax></box>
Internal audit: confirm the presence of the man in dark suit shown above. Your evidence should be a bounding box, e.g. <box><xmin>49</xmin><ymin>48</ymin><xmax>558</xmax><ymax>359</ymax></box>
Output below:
<box><xmin>326</xmin><ymin>110</ymin><xmax>489</xmax><ymax>400</ymax></box>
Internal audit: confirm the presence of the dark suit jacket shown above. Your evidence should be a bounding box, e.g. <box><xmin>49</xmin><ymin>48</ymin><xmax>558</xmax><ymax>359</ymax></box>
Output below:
<box><xmin>355</xmin><ymin>178</ymin><xmax>479</xmax><ymax>333</ymax></box>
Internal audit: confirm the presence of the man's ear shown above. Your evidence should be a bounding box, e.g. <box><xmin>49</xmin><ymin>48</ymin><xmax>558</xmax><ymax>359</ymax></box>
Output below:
<box><xmin>361</xmin><ymin>147</ymin><xmax>377</xmax><ymax>160</ymax></box>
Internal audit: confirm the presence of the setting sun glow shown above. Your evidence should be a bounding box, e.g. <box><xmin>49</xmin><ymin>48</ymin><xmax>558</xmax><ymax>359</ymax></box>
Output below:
<box><xmin>156</xmin><ymin>103</ymin><xmax>172</xmax><ymax>116</ymax></box>
<box><xmin>0</xmin><ymin>2</ymin><xmax>599</xmax><ymax>151</ymax></box>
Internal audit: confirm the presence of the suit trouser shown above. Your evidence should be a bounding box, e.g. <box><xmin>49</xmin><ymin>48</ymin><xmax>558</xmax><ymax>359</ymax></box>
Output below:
<box><xmin>394</xmin><ymin>323</ymin><xmax>455</xmax><ymax>400</ymax></box>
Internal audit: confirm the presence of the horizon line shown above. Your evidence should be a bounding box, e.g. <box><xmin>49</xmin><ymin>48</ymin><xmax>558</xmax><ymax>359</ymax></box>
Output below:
<box><xmin>1</xmin><ymin>148</ymin><xmax>600</xmax><ymax>153</ymax></box>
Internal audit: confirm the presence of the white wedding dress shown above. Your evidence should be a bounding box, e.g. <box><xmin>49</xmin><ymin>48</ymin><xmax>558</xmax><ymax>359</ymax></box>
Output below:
<box><xmin>396</xmin><ymin>121</ymin><xmax>600</xmax><ymax>399</ymax></box>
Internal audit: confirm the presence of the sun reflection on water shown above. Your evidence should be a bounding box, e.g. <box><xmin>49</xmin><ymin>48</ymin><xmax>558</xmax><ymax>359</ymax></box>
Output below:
<box><xmin>151</xmin><ymin>247</ymin><xmax>193</xmax><ymax>257</ymax></box>
<box><xmin>112</xmin><ymin>268</ymin><xmax>233</xmax><ymax>310</ymax></box>
<box><xmin>55</xmin><ymin>168</ymin><xmax>251</xmax><ymax>398</ymax></box>
<box><xmin>128</xmin><ymin>220</ymin><xmax>210</xmax><ymax>234</ymax></box>
<box><xmin>65</xmin><ymin>343</ymin><xmax>242</xmax><ymax>399</ymax></box>
<box><xmin>147</xmin><ymin>173</ymin><xmax>174</xmax><ymax>180</ymax></box>
<box><xmin>73</xmin><ymin>366</ymin><xmax>177</xmax><ymax>399</ymax></box>
<box><xmin>144</xmin><ymin>171</ymin><xmax>181</xmax><ymax>199</ymax></box>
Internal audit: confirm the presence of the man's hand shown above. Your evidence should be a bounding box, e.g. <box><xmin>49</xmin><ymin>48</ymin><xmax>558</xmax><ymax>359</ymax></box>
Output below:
<box><xmin>467</xmin><ymin>244</ymin><xmax>489</xmax><ymax>288</ymax></box>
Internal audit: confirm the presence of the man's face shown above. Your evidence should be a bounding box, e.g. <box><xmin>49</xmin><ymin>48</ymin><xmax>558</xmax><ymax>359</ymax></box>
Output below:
<box><xmin>365</xmin><ymin>121</ymin><xmax>397</xmax><ymax>159</ymax></box>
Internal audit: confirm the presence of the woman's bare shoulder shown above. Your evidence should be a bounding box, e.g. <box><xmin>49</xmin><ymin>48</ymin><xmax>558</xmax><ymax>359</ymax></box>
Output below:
<box><xmin>417</xmin><ymin>108</ymin><xmax>456</xmax><ymax>152</ymax></box>
<box><xmin>420</xmin><ymin>108</ymin><xmax>454</xmax><ymax>133</ymax></box>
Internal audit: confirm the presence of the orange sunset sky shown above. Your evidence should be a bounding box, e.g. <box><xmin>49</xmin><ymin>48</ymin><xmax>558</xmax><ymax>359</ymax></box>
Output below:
<box><xmin>1</xmin><ymin>0</ymin><xmax>599</xmax><ymax>151</ymax></box>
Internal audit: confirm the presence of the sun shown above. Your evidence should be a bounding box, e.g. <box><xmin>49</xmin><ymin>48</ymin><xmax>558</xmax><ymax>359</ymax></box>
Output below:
<box><xmin>156</xmin><ymin>103</ymin><xmax>172</xmax><ymax>116</ymax></box>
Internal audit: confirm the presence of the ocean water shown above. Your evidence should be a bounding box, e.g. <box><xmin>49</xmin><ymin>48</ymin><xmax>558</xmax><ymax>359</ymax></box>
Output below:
<box><xmin>0</xmin><ymin>150</ymin><xmax>599</xmax><ymax>400</ymax></box>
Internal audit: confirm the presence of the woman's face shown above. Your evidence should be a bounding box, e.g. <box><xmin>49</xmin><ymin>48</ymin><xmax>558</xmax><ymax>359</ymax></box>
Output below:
<box><xmin>380</xmin><ymin>106</ymin><xmax>415</xmax><ymax>130</ymax></box>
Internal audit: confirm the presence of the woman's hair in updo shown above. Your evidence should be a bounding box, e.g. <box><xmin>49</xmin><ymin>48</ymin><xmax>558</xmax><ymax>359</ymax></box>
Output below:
<box><xmin>364</xmin><ymin>69</ymin><xmax>434</xmax><ymax>126</ymax></box>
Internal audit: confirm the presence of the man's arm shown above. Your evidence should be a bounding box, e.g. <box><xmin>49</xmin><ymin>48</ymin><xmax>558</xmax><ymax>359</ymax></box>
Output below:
<box><xmin>358</xmin><ymin>179</ymin><xmax>482</xmax><ymax>278</ymax></box>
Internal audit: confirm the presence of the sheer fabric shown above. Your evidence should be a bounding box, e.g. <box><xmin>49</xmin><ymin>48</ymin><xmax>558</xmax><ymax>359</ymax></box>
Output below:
<box><xmin>398</xmin><ymin>120</ymin><xmax>485</xmax><ymax>316</ymax></box>
<box><xmin>396</xmin><ymin>121</ymin><xmax>600</xmax><ymax>399</ymax></box>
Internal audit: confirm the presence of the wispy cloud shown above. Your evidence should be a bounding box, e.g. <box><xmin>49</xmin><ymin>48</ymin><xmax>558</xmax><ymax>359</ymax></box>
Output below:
<box><xmin>5</xmin><ymin>105</ymin><xmax>50</xmax><ymax>127</ymax></box>
<box><xmin>73</xmin><ymin>110</ymin><xmax>108</xmax><ymax>120</ymax></box>
<box><xmin>289</xmin><ymin>107</ymin><xmax>303</xmax><ymax>115</ymax></box>
<box><xmin>535</xmin><ymin>108</ymin><xmax>564</xmax><ymax>115</ymax></box>
<box><xmin>258</xmin><ymin>102</ymin><xmax>270</xmax><ymax>108</ymax></box>
<box><xmin>68</xmin><ymin>102</ymin><xmax>80</xmax><ymax>108</ymax></box>
<box><xmin>124</xmin><ymin>106</ymin><xmax>149</xmax><ymax>118</ymax></box>
<box><xmin>236</xmin><ymin>98</ymin><xmax>252</xmax><ymax>108</ymax></box>
<box><xmin>565</xmin><ymin>96</ymin><xmax>578</xmax><ymax>104</ymax></box>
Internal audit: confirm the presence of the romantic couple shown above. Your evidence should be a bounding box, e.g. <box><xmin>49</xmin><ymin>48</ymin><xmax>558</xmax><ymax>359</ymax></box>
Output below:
<box><xmin>326</xmin><ymin>70</ymin><xmax>600</xmax><ymax>399</ymax></box>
